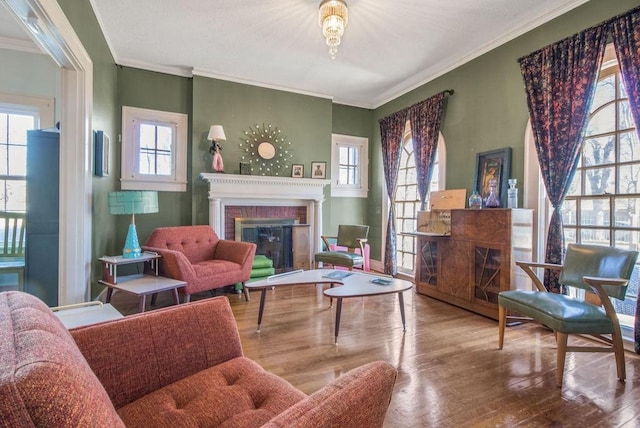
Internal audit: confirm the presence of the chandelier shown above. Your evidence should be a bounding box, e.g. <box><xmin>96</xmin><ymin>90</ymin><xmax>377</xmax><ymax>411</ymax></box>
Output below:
<box><xmin>318</xmin><ymin>0</ymin><xmax>348</xmax><ymax>59</ymax></box>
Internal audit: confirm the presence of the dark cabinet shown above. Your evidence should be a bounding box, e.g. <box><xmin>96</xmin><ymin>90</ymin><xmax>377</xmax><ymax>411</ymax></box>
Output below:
<box><xmin>25</xmin><ymin>130</ymin><xmax>59</xmax><ymax>306</ymax></box>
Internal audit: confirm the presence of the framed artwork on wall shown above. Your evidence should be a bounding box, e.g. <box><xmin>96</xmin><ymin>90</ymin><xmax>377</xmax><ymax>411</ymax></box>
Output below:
<box><xmin>474</xmin><ymin>147</ymin><xmax>511</xmax><ymax>207</ymax></box>
<box><xmin>94</xmin><ymin>130</ymin><xmax>110</xmax><ymax>177</ymax></box>
<box><xmin>292</xmin><ymin>164</ymin><xmax>304</xmax><ymax>178</ymax></box>
<box><xmin>311</xmin><ymin>161</ymin><xmax>326</xmax><ymax>179</ymax></box>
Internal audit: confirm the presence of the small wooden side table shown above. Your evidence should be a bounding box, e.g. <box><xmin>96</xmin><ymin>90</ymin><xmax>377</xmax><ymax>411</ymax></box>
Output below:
<box><xmin>98</xmin><ymin>253</ymin><xmax>185</xmax><ymax>313</ymax></box>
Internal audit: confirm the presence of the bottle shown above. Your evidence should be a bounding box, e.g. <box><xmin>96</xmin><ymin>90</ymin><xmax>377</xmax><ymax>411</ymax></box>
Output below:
<box><xmin>507</xmin><ymin>179</ymin><xmax>518</xmax><ymax>209</ymax></box>
<box><xmin>469</xmin><ymin>190</ymin><xmax>482</xmax><ymax>209</ymax></box>
<box><xmin>485</xmin><ymin>178</ymin><xmax>500</xmax><ymax>208</ymax></box>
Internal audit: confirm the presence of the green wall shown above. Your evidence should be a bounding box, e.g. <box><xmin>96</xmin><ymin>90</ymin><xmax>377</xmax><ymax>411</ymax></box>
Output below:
<box><xmin>191</xmin><ymin>76</ymin><xmax>334</xmax><ymax>226</ymax></box>
<box><xmin>116</xmin><ymin>67</ymin><xmax>193</xmax><ymax>241</ymax></box>
<box><xmin>368</xmin><ymin>0</ymin><xmax>638</xmax><ymax>260</ymax></box>
<box><xmin>326</xmin><ymin>103</ymin><xmax>374</xmax><ymax>235</ymax></box>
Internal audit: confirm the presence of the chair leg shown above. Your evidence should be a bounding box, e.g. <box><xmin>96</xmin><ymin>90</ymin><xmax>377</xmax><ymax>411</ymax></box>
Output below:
<box><xmin>498</xmin><ymin>305</ymin><xmax>506</xmax><ymax>350</ymax></box>
<box><xmin>611</xmin><ymin>324</ymin><xmax>626</xmax><ymax>382</ymax></box>
<box><xmin>556</xmin><ymin>332</ymin><xmax>568</xmax><ymax>388</ymax></box>
<box><xmin>184</xmin><ymin>294</ymin><xmax>191</xmax><ymax>303</ymax></box>
<box><xmin>242</xmin><ymin>282</ymin><xmax>250</xmax><ymax>302</ymax></box>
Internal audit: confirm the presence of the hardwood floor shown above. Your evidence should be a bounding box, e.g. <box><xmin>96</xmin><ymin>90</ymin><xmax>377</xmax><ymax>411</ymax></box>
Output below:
<box><xmin>109</xmin><ymin>284</ymin><xmax>640</xmax><ymax>427</ymax></box>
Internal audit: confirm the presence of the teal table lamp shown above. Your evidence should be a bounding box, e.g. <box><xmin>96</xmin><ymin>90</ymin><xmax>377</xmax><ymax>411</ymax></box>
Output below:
<box><xmin>108</xmin><ymin>191</ymin><xmax>159</xmax><ymax>258</ymax></box>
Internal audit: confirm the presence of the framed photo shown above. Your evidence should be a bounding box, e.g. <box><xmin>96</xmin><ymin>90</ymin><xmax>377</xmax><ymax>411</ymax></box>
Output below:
<box><xmin>292</xmin><ymin>164</ymin><xmax>304</xmax><ymax>178</ymax></box>
<box><xmin>311</xmin><ymin>161</ymin><xmax>326</xmax><ymax>179</ymax></box>
<box><xmin>94</xmin><ymin>130</ymin><xmax>110</xmax><ymax>177</ymax></box>
<box><xmin>474</xmin><ymin>148</ymin><xmax>512</xmax><ymax>207</ymax></box>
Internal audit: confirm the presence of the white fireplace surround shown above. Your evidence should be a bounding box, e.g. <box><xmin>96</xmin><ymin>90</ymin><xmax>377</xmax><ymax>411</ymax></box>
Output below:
<box><xmin>200</xmin><ymin>173</ymin><xmax>330</xmax><ymax>253</ymax></box>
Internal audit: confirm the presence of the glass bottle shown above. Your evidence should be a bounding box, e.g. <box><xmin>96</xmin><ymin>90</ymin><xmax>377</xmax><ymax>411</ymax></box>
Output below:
<box><xmin>469</xmin><ymin>190</ymin><xmax>482</xmax><ymax>209</ymax></box>
<box><xmin>507</xmin><ymin>179</ymin><xmax>518</xmax><ymax>209</ymax></box>
<box><xmin>485</xmin><ymin>178</ymin><xmax>500</xmax><ymax>208</ymax></box>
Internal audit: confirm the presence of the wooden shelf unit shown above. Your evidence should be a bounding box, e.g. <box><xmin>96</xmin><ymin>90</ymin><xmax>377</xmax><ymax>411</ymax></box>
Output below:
<box><xmin>414</xmin><ymin>208</ymin><xmax>533</xmax><ymax>320</ymax></box>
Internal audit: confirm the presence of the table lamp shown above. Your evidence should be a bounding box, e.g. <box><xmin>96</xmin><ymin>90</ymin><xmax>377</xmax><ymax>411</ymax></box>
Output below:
<box><xmin>108</xmin><ymin>191</ymin><xmax>159</xmax><ymax>258</ymax></box>
<box><xmin>207</xmin><ymin>125</ymin><xmax>226</xmax><ymax>172</ymax></box>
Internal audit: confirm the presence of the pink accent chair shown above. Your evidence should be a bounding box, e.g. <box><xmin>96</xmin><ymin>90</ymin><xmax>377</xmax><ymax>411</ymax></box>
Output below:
<box><xmin>142</xmin><ymin>225</ymin><xmax>256</xmax><ymax>302</ymax></box>
<box><xmin>0</xmin><ymin>291</ymin><xmax>398</xmax><ymax>427</ymax></box>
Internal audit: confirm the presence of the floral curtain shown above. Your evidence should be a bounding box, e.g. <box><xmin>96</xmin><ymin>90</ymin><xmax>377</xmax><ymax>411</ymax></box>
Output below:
<box><xmin>409</xmin><ymin>91</ymin><xmax>449</xmax><ymax>211</ymax></box>
<box><xmin>609</xmin><ymin>6</ymin><xmax>640</xmax><ymax>353</ymax></box>
<box><xmin>519</xmin><ymin>25</ymin><xmax>607</xmax><ymax>293</ymax></box>
<box><xmin>379</xmin><ymin>109</ymin><xmax>408</xmax><ymax>275</ymax></box>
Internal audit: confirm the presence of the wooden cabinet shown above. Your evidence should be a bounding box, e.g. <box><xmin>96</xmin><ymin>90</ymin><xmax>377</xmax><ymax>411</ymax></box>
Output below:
<box><xmin>414</xmin><ymin>209</ymin><xmax>533</xmax><ymax>320</ymax></box>
<box><xmin>292</xmin><ymin>224</ymin><xmax>311</xmax><ymax>271</ymax></box>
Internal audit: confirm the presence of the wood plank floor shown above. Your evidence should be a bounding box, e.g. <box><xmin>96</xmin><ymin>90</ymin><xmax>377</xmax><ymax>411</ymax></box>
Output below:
<box><xmin>109</xmin><ymin>284</ymin><xmax>640</xmax><ymax>427</ymax></box>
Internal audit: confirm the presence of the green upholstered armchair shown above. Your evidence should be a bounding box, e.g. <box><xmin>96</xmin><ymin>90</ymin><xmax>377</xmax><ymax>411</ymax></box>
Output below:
<box><xmin>314</xmin><ymin>225</ymin><xmax>369</xmax><ymax>271</ymax></box>
<box><xmin>498</xmin><ymin>243</ymin><xmax>638</xmax><ymax>387</ymax></box>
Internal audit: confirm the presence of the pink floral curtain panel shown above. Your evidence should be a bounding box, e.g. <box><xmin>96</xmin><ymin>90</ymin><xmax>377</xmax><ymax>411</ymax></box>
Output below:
<box><xmin>610</xmin><ymin>7</ymin><xmax>640</xmax><ymax>353</ymax></box>
<box><xmin>518</xmin><ymin>26</ymin><xmax>607</xmax><ymax>293</ymax></box>
<box><xmin>379</xmin><ymin>110</ymin><xmax>408</xmax><ymax>275</ymax></box>
<box><xmin>409</xmin><ymin>91</ymin><xmax>450</xmax><ymax>211</ymax></box>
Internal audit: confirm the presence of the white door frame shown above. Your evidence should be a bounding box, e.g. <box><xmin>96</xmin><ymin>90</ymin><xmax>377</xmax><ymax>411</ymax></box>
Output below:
<box><xmin>4</xmin><ymin>0</ymin><xmax>93</xmax><ymax>304</ymax></box>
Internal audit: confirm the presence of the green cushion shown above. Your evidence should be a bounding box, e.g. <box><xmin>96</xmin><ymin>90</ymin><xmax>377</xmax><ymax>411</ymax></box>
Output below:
<box><xmin>250</xmin><ymin>267</ymin><xmax>275</xmax><ymax>278</ymax></box>
<box><xmin>315</xmin><ymin>251</ymin><xmax>363</xmax><ymax>268</ymax></box>
<box><xmin>499</xmin><ymin>290</ymin><xmax>613</xmax><ymax>334</ymax></box>
<box><xmin>252</xmin><ymin>255</ymin><xmax>273</xmax><ymax>269</ymax></box>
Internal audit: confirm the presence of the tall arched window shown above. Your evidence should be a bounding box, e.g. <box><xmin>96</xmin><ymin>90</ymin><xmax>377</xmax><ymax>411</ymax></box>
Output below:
<box><xmin>394</xmin><ymin>122</ymin><xmax>445</xmax><ymax>274</ymax></box>
<box><xmin>527</xmin><ymin>44</ymin><xmax>640</xmax><ymax>339</ymax></box>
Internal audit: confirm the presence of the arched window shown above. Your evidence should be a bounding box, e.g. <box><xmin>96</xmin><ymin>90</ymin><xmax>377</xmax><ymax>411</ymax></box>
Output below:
<box><xmin>526</xmin><ymin>43</ymin><xmax>640</xmax><ymax>339</ymax></box>
<box><xmin>394</xmin><ymin>122</ymin><xmax>446</xmax><ymax>274</ymax></box>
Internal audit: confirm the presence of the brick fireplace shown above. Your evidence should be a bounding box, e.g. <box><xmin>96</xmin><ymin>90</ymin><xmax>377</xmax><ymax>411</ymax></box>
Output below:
<box><xmin>200</xmin><ymin>173</ymin><xmax>330</xmax><ymax>254</ymax></box>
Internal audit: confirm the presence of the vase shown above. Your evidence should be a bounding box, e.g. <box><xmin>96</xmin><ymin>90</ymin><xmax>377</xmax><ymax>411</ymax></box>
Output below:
<box><xmin>468</xmin><ymin>190</ymin><xmax>482</xmax><ymax>209</ymax></box>
<box><xmin>484</xmin><ymin>178</ymin><xmax>500</xmax><ymax>208</ymax></box>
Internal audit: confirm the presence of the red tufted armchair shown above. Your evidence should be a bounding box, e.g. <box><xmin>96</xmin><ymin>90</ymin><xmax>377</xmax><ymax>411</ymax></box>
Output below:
<box><xmin>142</xmin><ymin>225</ymin><xmax>256</xmax><ymax>302</ymax></box>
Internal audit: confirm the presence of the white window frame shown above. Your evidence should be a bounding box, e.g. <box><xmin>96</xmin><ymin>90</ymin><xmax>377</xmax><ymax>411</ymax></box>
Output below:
<box><xmin>330</xmin><ymin>133</ymin><xmax>368</xmax><ymax>198</ymax></box>
<box><xmin>121</xmin><ymin>106</ymin><xmax>188</xmax><ymax>192</ymax></box>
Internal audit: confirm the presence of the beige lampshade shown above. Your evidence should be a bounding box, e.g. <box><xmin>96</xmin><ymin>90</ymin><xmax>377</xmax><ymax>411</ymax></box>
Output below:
<box><xmin>207</xmin><ymin>125</ymin><xmax>226</xmax><ymax>141</ymax></box>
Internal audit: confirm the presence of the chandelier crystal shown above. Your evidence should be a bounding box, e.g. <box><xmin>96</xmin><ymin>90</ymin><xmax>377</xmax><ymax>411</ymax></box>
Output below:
<box><xmin>318</xmin><ymin>0</ymin><xmax>348</xmax><ymax>59</ymax></box>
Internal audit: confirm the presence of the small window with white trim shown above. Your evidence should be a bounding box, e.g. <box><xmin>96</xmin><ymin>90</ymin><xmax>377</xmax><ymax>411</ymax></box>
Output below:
<box><xmin>330</xmin><ymin>134</ymin><xmax>368</xmax><ymax>197</ymax></box>
<box><xmin>121</xmin><ymin>106</ymin><xmax>188</xmax><ymax>192</ymax></box>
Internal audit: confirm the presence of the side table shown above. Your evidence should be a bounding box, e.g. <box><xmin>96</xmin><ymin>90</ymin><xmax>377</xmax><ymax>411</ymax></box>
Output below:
<box><xmin>98</xmin><ymin>253</ymin><xmax>186</xmax><ymax>313</ymax></box>
<box><xmin>52</xmin><ymin>301</ymin><xmax>123</xmax><ymax>329</ymax></box>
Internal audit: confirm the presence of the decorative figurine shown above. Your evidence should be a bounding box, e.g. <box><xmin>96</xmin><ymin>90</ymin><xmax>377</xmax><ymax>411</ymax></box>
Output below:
<box><xmin>209</xmin><ymin>142</ymin><xmax>224</xmax><ymax>173</ymax></box>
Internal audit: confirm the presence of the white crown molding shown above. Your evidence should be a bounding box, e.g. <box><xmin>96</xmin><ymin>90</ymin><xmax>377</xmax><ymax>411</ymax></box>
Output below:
<box><xmin>192</xmin><ymin>68</ymin><xmax>334</xmax><ymax>101</ymax></box>
<box><xmin>0</xmin><ymin>35</ymin><xmax>43</xmax><ymax>54</ymax></box>
<box><xmin>371</xmin><ymin>0</ymin><xmax>591</xmax><ymax>108</ymax></box>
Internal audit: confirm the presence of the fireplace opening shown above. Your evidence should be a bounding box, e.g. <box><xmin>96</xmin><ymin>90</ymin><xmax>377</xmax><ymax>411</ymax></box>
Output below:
<box><xmin>235</xmin><ymin>218</ymin><xmax>298</xmax><ymax>273</ymax></box>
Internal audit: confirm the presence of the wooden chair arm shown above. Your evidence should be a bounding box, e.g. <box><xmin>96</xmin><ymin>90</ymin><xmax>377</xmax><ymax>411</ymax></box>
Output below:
<box><xmin>515</xmin><ymin>261</ymin><xmax>563</xmax><ymax>270</ymax></box>
<box><xmin>515</xmin><ymin>261</ymin><xmax>563</xmax><ymax>292</ymax></box>
<box><xmin>582</xmin><ymin>277</ymin><xmax>627</xmax><ymax>323</ymax></box>
<box><xmin>321</xmin><ymin>235</ymin><xmax>337</xmax><ymax>251</ymax></box>
<box><xmin>582</xmin><ymin>276</ymin><xmax>629</xmax><ymax>288</ymax></box>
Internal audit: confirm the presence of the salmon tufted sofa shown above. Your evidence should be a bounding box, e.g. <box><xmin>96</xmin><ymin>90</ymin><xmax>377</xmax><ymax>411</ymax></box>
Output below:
<box><xmin>0</xmin><ymin>291</ymin><xmax>398</xmax><ymax>427</ymax></box>
<box><xmin>142</xmin><ymin>225</ymin><xmax>256</xmax><ymax>302</ymax></box>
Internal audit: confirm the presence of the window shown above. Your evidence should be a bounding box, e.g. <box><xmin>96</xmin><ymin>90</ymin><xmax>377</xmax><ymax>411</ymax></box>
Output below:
<box><xmin>0</xmin><ymin>112</ymin><xmax>32</xmax><ymax>213</ymax></box>
<box><xmin>395</xmin><ymin>122</ymin><xmax>446</xmax><ymax>274</ymax></box>
<box><xmin>0</xmin><ymin>93</ymin><xmax>52</xmax><ymax>213</ymax></box>
<box><xmin>121</xmin><ymin>106</ymin><xmax>188</xmax><ymax>192</ymax></box>
<box><xmin>330</xmin><ymin>134</ymin><xmax>368</xmax><ymax>197</ymax></box>
<box><xmin>562</xmin><ymin>45</ymin><xmax>640</xmax><ymax>334</ymax></box>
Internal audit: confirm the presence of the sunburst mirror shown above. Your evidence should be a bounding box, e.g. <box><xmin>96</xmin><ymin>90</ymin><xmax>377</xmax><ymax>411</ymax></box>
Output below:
<box><xmin>239</xmin><ymin>123</ymin><xmax>294</xmax><ymax>176</ymax></box>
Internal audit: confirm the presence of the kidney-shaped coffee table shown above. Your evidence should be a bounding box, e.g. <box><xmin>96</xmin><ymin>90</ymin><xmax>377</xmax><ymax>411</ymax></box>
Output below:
<box><xmin>245</xmin><ymin>269</ymin><xmax>413</xmax><ymax>344</ymax></box>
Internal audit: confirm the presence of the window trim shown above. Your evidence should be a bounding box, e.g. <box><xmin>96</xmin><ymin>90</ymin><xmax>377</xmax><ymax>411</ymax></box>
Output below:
<box><xmin>121</xmin><ymin>106</ymin><xmax>188</xmax><ymax>192</ymax></box>
<box><xmin>330</xmin><ymin>133</ymin><xmax>368</xmax><ymax>198</ymax></box>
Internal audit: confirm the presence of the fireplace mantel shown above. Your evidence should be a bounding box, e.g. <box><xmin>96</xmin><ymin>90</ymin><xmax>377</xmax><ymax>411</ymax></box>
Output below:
<box><xmin>200</xmin><ymin>173</ymin><xmax>330</xmax><ymax>252</ymax></box>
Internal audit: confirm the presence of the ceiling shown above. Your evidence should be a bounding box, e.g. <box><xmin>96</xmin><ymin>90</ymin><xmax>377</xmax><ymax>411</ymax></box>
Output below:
<box><xmin>1</xmin><ymin>0</ymin><xmax>590</xmax><ymax>108</ymax></box>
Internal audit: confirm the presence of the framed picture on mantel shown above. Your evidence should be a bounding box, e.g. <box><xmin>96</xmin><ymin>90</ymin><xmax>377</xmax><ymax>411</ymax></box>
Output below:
<box><xmin>474</xmin><ymin>147</ymin><xmax>511</xmax><ymax>207</ymax></box>
<box><xmin>311</xmin><ymin>161</ymin><xmax>326</xmax><ymax>179</ymax></box>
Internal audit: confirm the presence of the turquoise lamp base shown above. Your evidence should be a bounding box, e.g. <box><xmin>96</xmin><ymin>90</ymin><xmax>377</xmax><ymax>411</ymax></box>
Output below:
<box><xmin>122</xmin><ymin>223</ymin><xmax>142</xmax><ymax>258</ymax></box>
